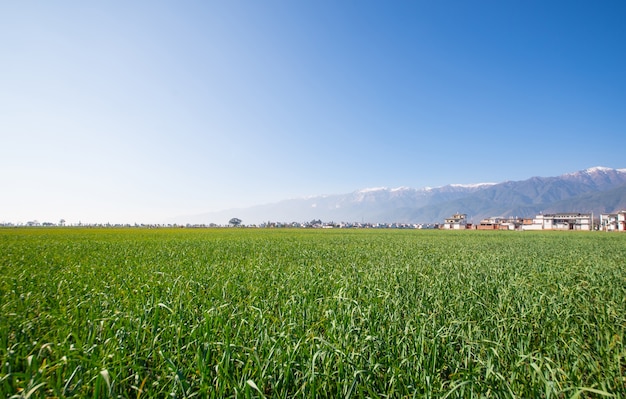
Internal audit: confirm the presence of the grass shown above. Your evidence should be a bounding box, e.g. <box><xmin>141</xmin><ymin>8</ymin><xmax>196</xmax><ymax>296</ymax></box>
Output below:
<box><xmin>0</xmin><ymin>228</ymin><xmax>625</xmax><ymax>398</ymax></box>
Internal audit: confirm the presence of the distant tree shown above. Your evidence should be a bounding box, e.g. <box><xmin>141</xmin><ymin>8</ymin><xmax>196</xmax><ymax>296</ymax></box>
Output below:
<box><xmin>59</xmin><ymin>219</ymin><xmax>65</xmax><ymax>226</ymax></box>
<box><xmin>229</xmin><ymin>218</ymin><xmax>242</xmax><ymax>227</ymax></box>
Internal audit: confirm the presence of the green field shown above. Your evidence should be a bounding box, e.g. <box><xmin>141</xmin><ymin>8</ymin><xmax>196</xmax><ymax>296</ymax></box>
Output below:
<box><xmin>1</xmin><ymin>228</ymin><xmax>625</xmax><ymax>398</ymax></box>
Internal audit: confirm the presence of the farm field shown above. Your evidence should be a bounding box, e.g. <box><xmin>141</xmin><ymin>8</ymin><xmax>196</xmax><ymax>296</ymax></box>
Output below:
<box><xmin>0</xmin><ymin>228</ymin><xmax>625</xmax><ymax>398</ymax></box>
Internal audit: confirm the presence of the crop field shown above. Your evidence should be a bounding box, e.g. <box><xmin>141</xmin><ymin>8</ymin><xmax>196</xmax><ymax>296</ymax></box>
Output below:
<box><xmin>0</xmin><ymin>228</ymin><xmax>625</xmax><ymax>398</ymax></box>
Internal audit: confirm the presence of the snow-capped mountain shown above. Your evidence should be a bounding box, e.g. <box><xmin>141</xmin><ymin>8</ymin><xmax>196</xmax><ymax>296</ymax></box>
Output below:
<box><xmin>562</xmin><ymin>166</ymin><xmax>626</xmax><ymax>190</ymax></box>
<box><xmin>173</xmin><ymin>167</ymin><xmax>626</xmax><ymax>225</ymax></box>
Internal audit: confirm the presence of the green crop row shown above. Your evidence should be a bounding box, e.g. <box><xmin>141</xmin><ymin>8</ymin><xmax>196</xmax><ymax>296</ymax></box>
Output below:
<box><xmin>0</xmin><ymin>228</ymin><xmax>625</xmax><ymax>398</ymax></box>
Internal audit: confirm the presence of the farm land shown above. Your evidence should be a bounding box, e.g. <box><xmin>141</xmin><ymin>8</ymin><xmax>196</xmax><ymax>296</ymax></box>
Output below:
<box><xmin>0</xmin><ymin>228</ymin><xmax>625</xmax><ymax>398</ymax></box>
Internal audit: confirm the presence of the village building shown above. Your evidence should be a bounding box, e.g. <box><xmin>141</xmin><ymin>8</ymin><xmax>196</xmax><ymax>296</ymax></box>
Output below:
<box><xmin>521</xmin><ymin>215</ymin><xmax>546</xmax><ymax>231</ymax></box>
<box><xmin>477</xmin><ymin>217</ymin><xmax>521</xmax><ymax>230</ymax></box>
<box><xmin>600</xmin><ymin>211</ymin><xmax>626</xmax><ymax>231</ymax></box>
<box><xmin>443</xmin><ymin>213</ymin><xmax>468</xmax><ymax>230</ymax></box>
<box><xmin>521</xmin><ymin>213</ymin><xmax>592</xmax><ymax>231</ymax></box>
<box><xmin>477</xmin><ymin>217</ymin><xmax>499</xmax><ymax>230</ymax></box>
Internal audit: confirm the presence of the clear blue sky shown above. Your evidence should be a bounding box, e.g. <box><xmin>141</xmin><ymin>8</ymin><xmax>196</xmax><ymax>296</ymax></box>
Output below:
<box><xmin>1</xmin><ymin>1</ymin><xmax>624</xmax><ymax>224</ymax></box>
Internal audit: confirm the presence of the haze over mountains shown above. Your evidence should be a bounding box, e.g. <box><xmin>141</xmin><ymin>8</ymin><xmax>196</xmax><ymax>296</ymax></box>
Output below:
<box><xmin>174</xmin><ymin>167</ymin><xmax>626</xmax><ymax>225</ymax></box>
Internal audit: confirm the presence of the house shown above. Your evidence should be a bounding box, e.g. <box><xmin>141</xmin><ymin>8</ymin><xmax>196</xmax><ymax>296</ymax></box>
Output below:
<box><xmin>477</xmin><ymin>217</ymin><xmax>500</xmax><ymax>230</ymax></box>
<box><xmin>443</xmin><ymin>213</ymin><xmax>468</xmax><ymax>230</ymax></box>
<box><xmin>521</xmin><ymin>214</ymin><xmax>546</xmax><ymax>231</ymax></box>
<box><xmin>600</xmin><ymin>211</ymin><xmax>626</xmax><ymax>231</ymax></box>
<box><xmin>521</xmin><ymin>213</ymin><xmax>592</xmax><ymax>231</ymax></box>
<box><xmin>478</xmin><ymin>217</ymin><xmax>521</xmax><ymax>230</ymax></box>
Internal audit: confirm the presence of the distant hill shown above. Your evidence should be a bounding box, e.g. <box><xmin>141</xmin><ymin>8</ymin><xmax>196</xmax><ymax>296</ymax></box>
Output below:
<box><xmin>172</xmin><ymin>167</ymin><xmax>626</xmax><ymax>225</ymax></box>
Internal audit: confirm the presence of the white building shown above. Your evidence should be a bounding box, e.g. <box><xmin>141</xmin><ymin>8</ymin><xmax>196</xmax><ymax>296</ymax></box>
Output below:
<box><xmin>443</xmin><ymin>213</ymin><xmax>468</xmax><ymax>230</ymax></box>
<box><xmin>521</xmin><ymin>215</ymin><xmax>545</xmax><ymax>231</ymax></box>
<box><xmin>521</xmin><ymin>213</ymin><xmax>592</xmax><ymax>231</ymax></box>
<box><xmin>600</xmin><ymin>211</ymin><xmax>626</xmax><ymax>231</ymax></box>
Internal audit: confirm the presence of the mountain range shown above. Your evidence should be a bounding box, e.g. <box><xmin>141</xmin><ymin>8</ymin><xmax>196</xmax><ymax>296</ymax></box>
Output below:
<box><xmin>174</xmin><ymin>167</ymin><xmax>626</xmax><ymax>225</ymax></box>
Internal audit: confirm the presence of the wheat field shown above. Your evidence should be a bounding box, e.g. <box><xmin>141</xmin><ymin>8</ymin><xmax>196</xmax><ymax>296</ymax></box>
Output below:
<box><xmin>1</xmin><ymin>228</ymin><xmax>624</xmax><ymax>398</ymax></box>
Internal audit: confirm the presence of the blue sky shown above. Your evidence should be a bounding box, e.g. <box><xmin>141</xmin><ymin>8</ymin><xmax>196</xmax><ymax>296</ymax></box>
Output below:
<box><xmin>1</xmin><ymin>1</ymin><xmax>624</xmax><ymax>224</ymax></box>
